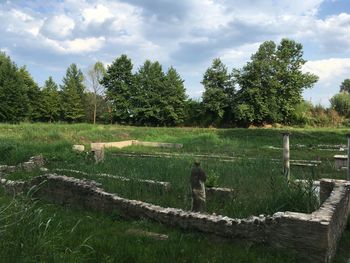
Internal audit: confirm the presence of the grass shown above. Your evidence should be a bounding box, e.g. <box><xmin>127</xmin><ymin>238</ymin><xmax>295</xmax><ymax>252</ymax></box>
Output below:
<box><xmin>0</xmin><ymin>187</ymin><xmax>299</xmax><ymax>263</ymax></box>
<box><xmin>0</xmin><ymin>123</ymin><xmax>349</xmax><ymax>262</ymax></box>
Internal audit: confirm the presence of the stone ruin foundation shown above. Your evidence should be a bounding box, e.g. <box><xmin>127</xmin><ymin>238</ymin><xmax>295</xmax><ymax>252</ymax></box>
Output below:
<box><xmin>0</xmin><ymin>174</ymin><xmax>349</xmax><ymax>262</ymax></box>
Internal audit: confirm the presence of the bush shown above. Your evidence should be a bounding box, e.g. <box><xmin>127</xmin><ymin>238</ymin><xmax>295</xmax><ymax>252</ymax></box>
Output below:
<box><xmin>330</xmin><ymin>92</ymin><xmax>350</xmax><ymax>117</ymax></box>
<box><xmin>205</xmin><ymin>172</ymin><xmax>219</xmax><ymax>188</ymax></box>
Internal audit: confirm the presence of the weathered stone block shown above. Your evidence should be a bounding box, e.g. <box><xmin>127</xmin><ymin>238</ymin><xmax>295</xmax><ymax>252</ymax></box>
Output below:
<box><xmin>334</xmin><ymin>155</ymin><xmax>347</xmax><ymax>170</ymax></box>
<box><xmin>72</xmin><ymin>145</ymin><xmax>85</xmax><ymax>152</ymax></box>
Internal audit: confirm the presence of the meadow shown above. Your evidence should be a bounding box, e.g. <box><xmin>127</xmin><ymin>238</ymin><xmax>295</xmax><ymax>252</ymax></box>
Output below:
<box><xmin>0</xmin><ymin>123</ymin><xmax>349</xmax><ymax>262</ymax></box>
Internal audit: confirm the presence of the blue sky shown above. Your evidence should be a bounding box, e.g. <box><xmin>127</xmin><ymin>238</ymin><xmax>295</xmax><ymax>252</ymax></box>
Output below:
<box><xmin>1</xmin><ymin>0</ymin><xmax>350</xmax><ymax>106</ymax></box>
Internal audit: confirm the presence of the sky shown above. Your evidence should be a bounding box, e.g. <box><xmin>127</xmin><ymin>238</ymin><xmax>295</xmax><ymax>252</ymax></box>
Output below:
<box><xmin>1</xmin><ymin>0</ymin><xmax>350</xmax><ymax>106</ymax></box>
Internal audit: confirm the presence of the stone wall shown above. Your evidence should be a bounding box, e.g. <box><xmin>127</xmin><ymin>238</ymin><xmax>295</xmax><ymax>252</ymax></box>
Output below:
<box><xmin>1</xmin><ymin>175</ymin><xmax>349</xmax><ymax>263</ymax></box>
<box><xmin>0</xmin><ymin>155</ymin><xmax>44</xmax><ymax>175</ymax></box>
<box><xmin>90</xmin><ymin>140</ymin><xmax>183</xmax><ymax>150</ymax></box>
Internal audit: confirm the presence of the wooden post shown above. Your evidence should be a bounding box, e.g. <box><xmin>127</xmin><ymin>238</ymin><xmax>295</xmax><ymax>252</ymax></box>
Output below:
<box><xmin>283</xmin><ymin>133</ymin><xmax>290</xmax><ymax>181</ymax></box>
<box><xmin>347</xmin><ymin>135</ymin><xmax>350</xmax><ymax>181</ymax></box>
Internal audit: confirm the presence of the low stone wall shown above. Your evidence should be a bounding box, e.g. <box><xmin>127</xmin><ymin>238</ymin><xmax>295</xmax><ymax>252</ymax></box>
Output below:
<box><xmin>206</xmin><ymin>187</ymin><xmax>235</xmax><ymax>200</ymax></box>
<box><xmin>53</xmin><ymin>168</ymin><xmax>172</xmax><ymax>191</ymax></box>
<box><xmin>0</xmin><ymin>155</ymin><xmax>44</xmax><ymax>175</ymax></box>
<box><xmin>91</xmin><ymin>140</ymin><xmax>183</xmax><ymax>150</ymax></box>
<box><xmin>132</xmin><ymin>140</ymin><xmax>183</xmax><ymax>149</ymax></box>
<box><xmin>1</xmin><ymin>175</ymin><xmax>349</xmax><ymax>262</ymax></box>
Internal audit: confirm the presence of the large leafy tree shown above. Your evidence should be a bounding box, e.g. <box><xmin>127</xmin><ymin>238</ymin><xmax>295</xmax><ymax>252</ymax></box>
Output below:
<box><xmin>233</xmin><ymin>41</ymin><xmax>279</xmax><ymax>125</ymax></box>
<box><xmin>87</xmin><ymin>61</ymin><xmax>106</xmax><ymax>124</ymax></box>
<box><xmin>18</xmin><ymin>66</ymin><xmax>43</xmax><ymax>121</ymax></box>
<box><xmin>0</xmin><ymin>52</ymin><xmax>28</xmax><ymax>123</ymax></box>
<box><xmin>41</xmin><ymin>76</ymin><xmax>61</xmax><ymax>122</ymax></box>
<box><xmin>61</xmin><ymin>64</ymin><xmax>85</xmax><ymax>122</ymax></box>
<box><xmin>340</xmin><ymin>78</ymin><xmax>350</xmax><ymax>93</ymax></box>
<box><xmin>201</xmin><ymin>58</ymin><xmax>234</xmax><ymax>126</ymax></box>
<box><xmin>101</xmin><ymin>55</ymin><xmax>134</xmax><ymax>124</ymax></box>
<box><xmin>233</xmin><ymin>39</ymin><xmax>318</xmax><ymax>126</ymax></box>
<box><xmin>163</xmin><ymin>67</ymin><xmax>187</xmax><ymax>125</ymax></box>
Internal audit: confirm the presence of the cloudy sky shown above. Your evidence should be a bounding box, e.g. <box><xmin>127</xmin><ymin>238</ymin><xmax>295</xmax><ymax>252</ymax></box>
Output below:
<box><xmin>1</xmin><ymin>0</ymin><xmax>350</xmax><ymax>105</ymax></box>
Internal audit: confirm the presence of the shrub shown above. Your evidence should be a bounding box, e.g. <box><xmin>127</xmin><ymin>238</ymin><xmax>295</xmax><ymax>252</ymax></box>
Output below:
<box><xmin>330</xmin><ymin>92</ymin><xmax>350</xmax><ymax>117</ymax></box>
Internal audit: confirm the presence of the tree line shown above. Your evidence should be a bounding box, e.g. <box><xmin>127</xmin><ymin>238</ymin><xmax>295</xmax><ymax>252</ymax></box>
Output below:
<box><xmin>3</xmin><ymin>38</ymin><xmax>349</xmax><ymax>127</ymax></box>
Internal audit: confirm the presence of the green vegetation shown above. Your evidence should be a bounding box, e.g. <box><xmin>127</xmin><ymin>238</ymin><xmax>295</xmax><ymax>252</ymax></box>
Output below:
<box><xmin>4</xmin><ymin>39</ymin><xmax>350</xmax><ymax>127</ymax></box>
<box><xmin>0</xmin><ymin>123</ymin><xmax>349</xmax><ymax>262</ymax></box>
<box><xmin>0</xmin><ymin>187</ymin><xmax>299</xmax><ymax>262</ymax></box>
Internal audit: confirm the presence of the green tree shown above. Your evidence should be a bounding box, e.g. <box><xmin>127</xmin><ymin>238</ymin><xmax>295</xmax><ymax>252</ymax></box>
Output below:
<box><xmin>275</xmin><ymin>39</ymin><xmax>318</xmax><ymax>123</ymax></box>
<box><xmin>340</xmin><ymin>78</ymin><xmax>350</xmax><ymax>93</ymax></box>
<box><xmin>61</xmin><ymin>64</ymin><xmax>85</xmax><ymax>122</ymax></box>
<box><xmin>18</xmin><ymin>66</ymin><xmax>44</xmax><ymax>121</ymax></box>
<box><xmin>184</xmin><ymin>99</ymin><xmax>203</xmax><ymax>126</ymax></box>
<box><xmin>233</xmin><ymin>39</ymin><xmax>318</xmax><ymax>126</ymax></box>
<box><xmin>0</xmin><ymin>52</ymin><xmax>28</xmax><ymax>123</ymax></box>
<box><xmin>134</xmin><ymin>60</ymin><xmax>166</xmax><ymax>125</ymax></box>
<box><xmin>87</xmin><ymin>62</ymin><xmax>106</xmax><ymax>124</ymax></box>
<box><xmin>201</xmin><ymin>58</ymin><xmax>234</xmax><ymax>126</ymax></box>
<box><xmin>63</xmin><ymin>64</ymin><xmax>85</xmax><ymax>99</ymax></box>
<box><xmin>163</xmin><ymin>67</ymin><xmax>187</xmax><ymax>125</ymax></box>
<box><xmin>41</xmin><ymin>76</ymin><xmax>61</xmax><ymax>122</ymax></box>
<box><xmin>101</xmin><ymin>55</ymin><xmax>134</xmax><ymax>124</ymax></box>
<box><xmin>233</xmin><ymin>41</ymin><xmax>279</xmax><ymax>125</ymax></box>
<box><xmin>330</xmin><ymin>92</ymin><xmax>350</xmax><ymax>117</ymax></box>
<box><xmin>84</xmin><ymin>92</ymin><xmax>109</xmax><ymax>123</ymax></box>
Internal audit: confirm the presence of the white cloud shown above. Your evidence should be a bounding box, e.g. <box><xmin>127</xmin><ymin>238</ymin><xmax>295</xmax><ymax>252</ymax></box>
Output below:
<box><xmin>304</xmin><ymin>58</ymin><xmax>350</xmax><ymax>84</ymax></box>
<box><xmin>45</xmin><ymin>37</ymin><xmax>106</xmax><ymax>54</ymax></box>
<box><xmin>4</xmin><ymin>8</ymin><xmax>43</xmax><ymax>36</ymax></box>
<box><xmin>41</xmin><ymin>15</ymin><xmax>75</xmax><ymax>38</ymax></box>
<box><xmin>82</xmin><ymin>4</ymin><xmax>113</xmax><ymax>24</ymax></box>
<box><xmin>303</xmin><ymin>58</ymin><xmax>350</xmax><ymax>105</ymax></box>
<box><xmin>219</xmin><ymin>42</ymin><xmax>261</xmax><ymax>68</ymax></box>
<box><xmin>190</xmin><ymin>0</ymin><xmax>233</xmax><ymax>30</ymax></box>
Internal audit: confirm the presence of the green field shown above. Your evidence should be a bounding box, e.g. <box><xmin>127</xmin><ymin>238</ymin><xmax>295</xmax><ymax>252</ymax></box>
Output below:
<box><xmin>0</xmin><ymin>123</ymin><xmax>349</xmax><ymax>262</ymax></box>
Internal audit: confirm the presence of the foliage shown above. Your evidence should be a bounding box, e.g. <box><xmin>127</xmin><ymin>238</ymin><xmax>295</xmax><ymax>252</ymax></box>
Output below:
<box><xmin>0</xmin><ymin>52</ymin><xmax>28</xmax><ymax>123</ymax></box>
<box><xmin>330</xmin><ymin>92</ymin><xmax>350</xmax><ymax>117</ymax></box>
<box><xmin>291</xmin><ymin>101</ymin><xmax>343</xmax><ymax>127</ymax></box>
<box><xmin>134</xmin><ymin>60</ymin><xmax>166</xmax><ymax>125</ymax></box>
<box><xmin>84</xmin><ymin>92</ymin><xmax>109</xmax><ymax>124</ymax></box>
<box><xmin>162</xmin><ymin>67</ymin><xmax>187</xmax><ymax>125</ymax></box>
<box><xmin>86</xmin><ymin>61</ymin><xmax>106</xmax><ymax>124</ymax></box>
<box><xmin>61</xmin><ymin>64</ymin><xmax>86</xmax><ymax>122</ymax></box>
<box><xmin>340</xmin><ymin>78</ymin><xmax>350</xmax><ymax>93</ymax></box>
<box><xmin>205</xmin><ymin>172</ymin><xmax>219</xmax><ymax>188</ymax></box>
<box><xmin>201</xmin><ymin>58</ymin><xmax>234</xmax><ymax>126</ymax></box>
<box><xmin>101</xmin><ymin>55</ymin><xmax>134</xmax><ymax>124</ymax></box>
<box><xmin>41</xmin><ymin>76</ymin><xmax>61</xmax><ymax>122</ymax></box>
<box><xmin>184</xmin><ymin>99</ymin><xmax>203</xmax><ymax>126</ymax></box>
<box><xmin>233</xmin><ymin>39</ymin><xmax>318</xmax><ymax>126</ymax></box>
<box><xmin>19</xmin><ymin>66</ymin><xmax>44</xmax><ymax>122</ymax></box>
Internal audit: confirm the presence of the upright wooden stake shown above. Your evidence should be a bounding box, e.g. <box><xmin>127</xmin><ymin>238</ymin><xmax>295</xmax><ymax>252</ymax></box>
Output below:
<box><xmin>283</xmin><ymin>133</ymin><xmax>290</xmax><ymax>181</ymax></box>
<box><xmin>347</xmin><ymin>135</ymin><xmax>350</xmax><ymax>181</ymax></box>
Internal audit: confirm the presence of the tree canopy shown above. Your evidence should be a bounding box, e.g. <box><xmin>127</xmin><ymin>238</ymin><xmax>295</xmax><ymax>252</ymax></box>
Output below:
<box><xmin>61</xmin><ymin>64</ymin><xmax>86</xmax><ymax>122</ymax></box>
<box><xmin>340</xmin><ymin>78</ymin><xmax>350</xmax><ymax>93</ymax></box>
<box><xmin>201</xmin><ymin>58</ymin><xmax>234</xmax><ymax>126</ymax></box>
<box><xmin>0</xmin><ymin>53</ymin><xmax>28</xmax><ymax>123</ymax></box>
<box><xmin>232</xmin><ymin>39</ymin><xmax>318</xmax><ymax>126</ymax></box>
<box><xmin>101</xmin><ymin>55</ymin><xmax>134</xmax><ymax>124</ymax></box>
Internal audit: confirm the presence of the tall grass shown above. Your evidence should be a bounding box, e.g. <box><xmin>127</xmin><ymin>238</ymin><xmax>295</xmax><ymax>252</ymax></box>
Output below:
<box><xmin>7</xmin><ymin>153</ymin><xmax>320</xmax><ymax>218</ymax></box>
<box><xmin>0</xmin><ymin>188</ymin><xmax>299</xmax><ymax>262</ymax></box>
